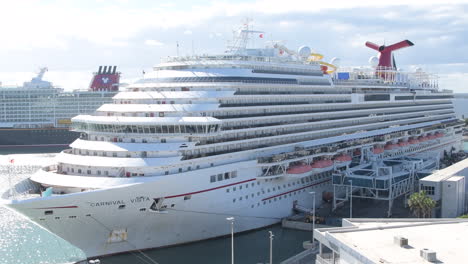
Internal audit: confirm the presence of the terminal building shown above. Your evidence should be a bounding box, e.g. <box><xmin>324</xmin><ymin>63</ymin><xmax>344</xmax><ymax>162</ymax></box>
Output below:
<box><xmin>315</xmin><ymin>218</ymin><xmax>468</xmax><ymax>264</ymax></box>
<box><xmin>419</xmin><ymin>158</ymin><xmax>468</xmax><ymax>217</ymax></box>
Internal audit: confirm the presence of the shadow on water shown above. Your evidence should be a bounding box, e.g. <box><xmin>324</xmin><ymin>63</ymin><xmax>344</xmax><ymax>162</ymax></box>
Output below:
<box><xmin>100</xmin><ymin>224</ymin><xmax>312</xmax><ymax>264</ymax></box>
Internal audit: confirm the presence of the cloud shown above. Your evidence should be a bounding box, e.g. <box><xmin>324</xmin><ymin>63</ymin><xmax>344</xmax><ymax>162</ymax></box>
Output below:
<box><xmin>0</xmin><ymin>1</ymin><xmax>467</xmax><ymax>92</ymax></box>
<box><xmin>144</xmin><ymin>40</ymin><xmax>164</xmax><ymax>46</ymax></box>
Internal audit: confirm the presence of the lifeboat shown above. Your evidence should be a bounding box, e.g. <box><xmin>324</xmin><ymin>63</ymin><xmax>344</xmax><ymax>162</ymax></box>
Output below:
<box><xmin>418</xmin><ymin>136</ymin><xmax>428</xmax><ymax>142</ymax></box>
<box><xmin>353</xmin><ymin>149</ymin><xmax>361</xmax><ymax>156</ymax></box>
<box><xmin>428</xmin><ymin>134</ymin><xmax>437</xmax><ymax>140</ymax></box>
<box><xmin>311</xmin><ymin>159</ymin><xmax>334</xmax><ymax>173</ymax></box>
<box><xmin>409</xmin><ymin>138</ymin><xmax>419</xmax><ymax>144</ymax></box>
<box><xmin>286</xmin><ymin>164</ymin><xmax>314</xmax><ymax>178</ymax></box>
<box><xmin>373</xmin><ymin>147</ymin><xmax>384</xmax><ymax>154</ymax></box>
<box><xmin>398</xmin><ymin>141</ymin><xmax>409</xmax><ymax>147</ymax></box>
<box><xmin>287</xmin><ymin>164</ymin><xmax>313</xmax><ymax>174</ymax></box>
<box><xmin>384</xmin><ymin>143</ymin><xmax>399</xmax><ymax>150</ymax></box>
<box><xmin>334</xmin><ymin>154</ymin><xmax>352</xmax><ymax>167</ymax></box>
<box><xmin>435</xmin><ymin>132</ymin><xmax>444</xmax><ymax>138</ymax></box>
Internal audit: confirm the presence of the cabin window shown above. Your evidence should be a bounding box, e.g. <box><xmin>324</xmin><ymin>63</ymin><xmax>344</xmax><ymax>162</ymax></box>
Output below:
<box><xmin>118</xmin><ymin>205</ymin><xmax>126</xmax><ymax>210</ymax></box>
<box><xmin>217</xmin><ymin>174</ymin><xmax>223</xmax><ymax>181</ymax></box>
<box><xmin>231</xmin><ymin>171</ymin><xmax>237</xmax><ymax>178</ymax></box>
<box><xmin>44</xmin><ymin>210</ymin><xmax>53</xmax><ymax>215</ymax></box>
<box><xmin>210</xmin><ymin>175</ymin><xmax>216</xmax><ymax>182</ymax></box>
<box><xmin>224</xmin><ymin>172</ymin><xmax>230</xmax><ymax>180</ymax></box>
<box><xmin>184</xmin><ymin>195</ymin><xmax>192</xmax><ymax>201</ymax></box>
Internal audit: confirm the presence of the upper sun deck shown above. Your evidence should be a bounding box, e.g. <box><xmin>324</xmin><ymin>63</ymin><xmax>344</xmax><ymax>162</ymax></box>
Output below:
<box><xmin>158</xmin><ymin>53</ymin><xmax>321</xmax><ymax>69</ymax></box>
<box><xmin>334</xmin><ymin>66</ymin><xmax>441</xmax><ymax>91</ymax></box>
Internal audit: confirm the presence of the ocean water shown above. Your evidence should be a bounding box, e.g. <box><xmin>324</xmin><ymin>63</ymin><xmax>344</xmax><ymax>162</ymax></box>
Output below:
<box><xmin>452</xmin><ymin>98</ymin><xmax>468</xmax><ymax>119</ymax></box>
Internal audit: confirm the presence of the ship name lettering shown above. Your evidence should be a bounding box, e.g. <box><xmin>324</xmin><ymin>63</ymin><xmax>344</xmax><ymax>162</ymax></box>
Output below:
<box><xmin>90</xmin><ymin>200</ymin><xmax>125</xmax><ymax>207</ymax></box>
<box><xmin>130</xmin><ymin>196</ymin><xmax>150</xmax><ymax>203</ymax></box>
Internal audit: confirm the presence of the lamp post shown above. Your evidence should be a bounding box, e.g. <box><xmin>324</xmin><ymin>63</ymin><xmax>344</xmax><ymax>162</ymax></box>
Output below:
<box><xmin>349</xmin><ymin>180</ymin><xmax>353</xmax><ymax>219</ymax></box>
<box><xmin>269</xmin><ymin>231</ymin><xmax>274</xmax><ymax>264</ymax></box>
<box><xmin>226</xmin><ymin>217</ymin><xmax>235</xmax><ymax>264</ymax></box>
<box><xmin>309</xmin><ymin>191</ymin><xmax>316</xmax><ymax>243</ymax></box>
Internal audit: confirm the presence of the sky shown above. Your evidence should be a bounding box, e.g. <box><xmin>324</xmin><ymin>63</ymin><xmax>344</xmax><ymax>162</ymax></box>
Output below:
<box><xmin>0</xmin><ymin>0</ymin><xmax>467</xmax><ymax>92</ymax></box>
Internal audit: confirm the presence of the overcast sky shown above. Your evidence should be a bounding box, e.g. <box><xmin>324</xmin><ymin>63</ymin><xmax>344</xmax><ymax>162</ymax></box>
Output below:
<box><xmin>0</xmin><ymin>0</ymin><xmax>467</xmax><ymax>92</ymax></box>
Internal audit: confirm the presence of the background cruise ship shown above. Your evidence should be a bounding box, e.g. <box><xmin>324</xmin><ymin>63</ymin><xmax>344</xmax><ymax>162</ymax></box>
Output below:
<box><xmin>3</xmin><ymin>25</ymin><xmax>463</xmax><ymax>258</ymax></box>
<box><xmin>0</xmin><ymin>66</ymin><xmax>120</xmax><ymax>147</ymax></box>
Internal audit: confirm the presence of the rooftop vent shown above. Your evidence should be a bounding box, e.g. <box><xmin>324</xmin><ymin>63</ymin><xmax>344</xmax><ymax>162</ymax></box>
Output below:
<box><xmin>393</xmin><ymin>236</ymin><xmax>408</xmax><ymax>247</ymax></box>
<box><xmin>420</xmin><ymin>248</ymin><xmax>437</xmax><ymax>262</ymax></box>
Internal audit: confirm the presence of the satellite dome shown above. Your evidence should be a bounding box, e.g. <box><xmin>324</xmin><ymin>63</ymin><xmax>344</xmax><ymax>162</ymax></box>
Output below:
<box><xmin>330</xmin><ymin>57</ymin><xmax>341</xmax><ymax>67</ymax></box>
<box><xmin>298</xmin><ymin>46</ymin><xmax>311</xmax><ymax>58</ymax></box>
<box><xmin>369</xmin><ymin>56</ymin><xmax>379</xmax><ymax>68</ymax></box>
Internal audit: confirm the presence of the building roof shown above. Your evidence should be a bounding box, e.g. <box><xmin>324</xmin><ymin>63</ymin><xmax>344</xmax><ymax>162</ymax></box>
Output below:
<box><xmin>421</xmin><ymin>157</ymin><xmax>468</xmax><ymax>182</ymax></box>
<box><xmin>315</xmin><ymin>218</ymin><xmax>468</xmax><ymax>264</ymax></box>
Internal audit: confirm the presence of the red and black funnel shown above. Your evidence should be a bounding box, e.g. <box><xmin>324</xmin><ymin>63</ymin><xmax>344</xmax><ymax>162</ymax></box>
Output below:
<box><xmin>89</xmin><ymin>66</ymin><xmax>120</xmax><ymax>92</ymax></box>
<box><xmin>365</xmin><ymin>40</ymin><xmax>414</xmax><ymax>68</ymax></box>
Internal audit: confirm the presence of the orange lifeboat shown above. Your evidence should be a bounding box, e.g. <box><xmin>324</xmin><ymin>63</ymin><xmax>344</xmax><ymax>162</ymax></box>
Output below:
<box><xmin>398</xmin><ymin>141</ymin><xmax>409</xmax><ymax>147</ymax></box>
<box><xmin>373</xmin><ymin>147</ymin><xmax>384</xmax><ymax>154</ymax></box>
<box><xmin>385</xmin><ymin>143</ymin><xmax>399</xmax><ymax>150</ymax></box>
<box><xmin>311</xmin><ymin>159</ymin><xmax>333</xmax><ymax>168</ymax></box>
<box><xmin>335</xmin><ymin>154</ymin><xmax>352</xmax><ymax>162</ymax></box>
<box><xmin>287</xmin><ymin>164</ymin><xmax>313</xmax><ymax>174</ymax></box>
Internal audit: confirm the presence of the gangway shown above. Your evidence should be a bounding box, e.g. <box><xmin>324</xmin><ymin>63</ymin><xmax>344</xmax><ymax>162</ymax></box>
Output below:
<box><xmin>332</xmin><ymin>152</ymin><xmax>439</xmax><ymax>217</ymax></box>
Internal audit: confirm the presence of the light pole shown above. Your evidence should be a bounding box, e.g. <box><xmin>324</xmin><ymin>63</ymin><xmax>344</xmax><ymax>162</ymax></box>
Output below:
<box><xmin>226</xmin><ymin>217</ymin><xmax>235</xmax><ymax>264</ymax></box>
<box><xmin>349</xmin><ymin>180</ymin><xmax>353</xmax><ymax>219</ymax></box>
<box><xmin>269</xmin><ymin>231</ymin><xmax>274</xmax><ymax>264</ymax></box>
<box><xmin>309</xmin><ymin>191</ymin><xmax>316</xmax><ymax>243</ymax></box>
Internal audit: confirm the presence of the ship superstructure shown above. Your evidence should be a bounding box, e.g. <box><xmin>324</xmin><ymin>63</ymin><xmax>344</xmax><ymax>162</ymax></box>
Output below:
<box><xmin>0</xmin><ymin>67</ymin><xmax>119</xmax><ymax>146</ymax></box>
<box><xmin>3</xmin><ymin>26</ymin><xmax>463</xmax><ymax>258</ymax></box>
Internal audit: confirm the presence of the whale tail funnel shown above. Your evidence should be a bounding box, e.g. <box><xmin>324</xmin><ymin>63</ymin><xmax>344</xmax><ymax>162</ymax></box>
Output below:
<box><xmin>365</xmin><ymin>40</ymin><xmax>414</xmax><ymax>69</ymax></box>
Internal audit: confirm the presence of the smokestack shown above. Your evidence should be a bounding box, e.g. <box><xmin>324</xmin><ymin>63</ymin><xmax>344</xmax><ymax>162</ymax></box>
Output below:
<box><xmin>98</xmin><ymin>66</ymin><xmax>102</xmax><ymax>74</ymax></box>
<box><xmin>112</xmin><ymin>66</ymin><xmax>117</xmax><ymax>74</ymax></box>
<box><xmin>108</xmin><ymin>65</ymin><xmax>112</xmax><ymax>74</ymax></box>
<box><xmin>103</xmin><ymin>66</ymin><xmax>107</xmax><ymax>74</ymax></box>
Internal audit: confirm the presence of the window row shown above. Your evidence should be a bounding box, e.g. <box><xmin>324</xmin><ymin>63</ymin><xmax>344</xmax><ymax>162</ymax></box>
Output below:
<box><xmin>72</xmin><ymin>122</ymin><xmax>220</xmax><ymax>134</ymax></box>
<box><xmin>210</xmin><ymin>171</ymin><xmax>238</xmax><ymax>182</ymax></box>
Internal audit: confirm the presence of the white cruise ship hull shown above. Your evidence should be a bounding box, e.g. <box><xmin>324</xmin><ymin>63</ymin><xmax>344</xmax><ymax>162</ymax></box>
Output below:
<box><xmin>7</xmin><ymin>163</ymin><xmax>332</xmax><ymax>258</ymax></box>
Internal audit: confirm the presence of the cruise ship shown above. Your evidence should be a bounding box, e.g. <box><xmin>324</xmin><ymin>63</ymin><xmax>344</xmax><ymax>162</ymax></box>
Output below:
<box><xmin>0</xmin><ymin>66</ymin><xmax>119</xmax><ymax>147</ymax></box>
<box><xmin>2</xmin><ymin>26</ymin><xmax>463</xmax><ymax>258</ymax></box>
